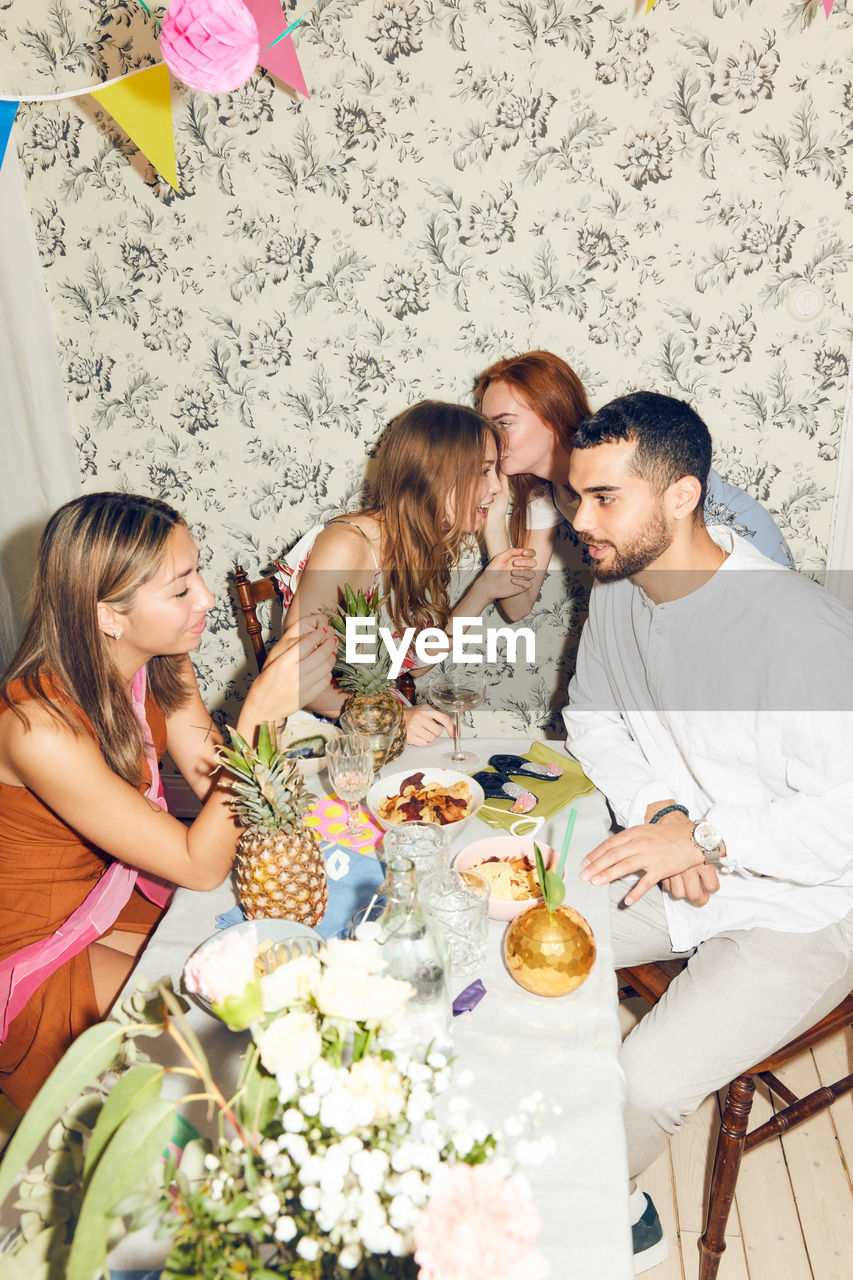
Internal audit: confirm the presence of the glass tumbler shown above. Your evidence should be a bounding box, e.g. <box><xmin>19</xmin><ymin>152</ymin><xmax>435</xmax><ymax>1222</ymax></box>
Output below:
<box><xmin>419</xmin><ymin>867</ymin><xmax>490</xmax><ymax>979</ymax></box>
<box><xmin>382</xmin><ymin>822</ymin><xmax>451</xmax><ymax>884</ymax></box>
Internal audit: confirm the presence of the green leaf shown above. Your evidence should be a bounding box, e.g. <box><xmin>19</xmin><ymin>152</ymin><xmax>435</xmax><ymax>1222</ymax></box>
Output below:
<box><xmin>211</xmin><ymin>979</ymin><xmax>264</xmax><ymax>1031</ymax></box>
<box><xmin>256</xmin><ymin>720</ymin><xmax>274</xmax><ymax>766</ymax></box>
<box><xmin>0</xmin><ymin>1021</ymin><xmax>126</xmax><ymax>1210</ymax></box>
<box><xmin>226</xmin><ymin>727</ymin><xmax>252</xmax><ymax>756</ymax></box>
<box><xmin>66</xmin><ymin>1098</ymin><xmax>176</xmax><ymax>1280</ymax></box>
<box><xmin>543</xmin><ymin>870</ymin><xmax>566</xmax><ymax>913</ymax></box>
<box><xmin>83</xmin><ymin>1062</ymin><xmax>163</xmax><ymax>1177</ymax></box>
<box><xmin>233</xmin><ymin>1048</ymin><xmax>279</xmax><ymax>1139</ymax></box>
<box><xmin>533</xmin><ymin>842</ymin><xmax>547</xmax><ymax>898</ymax></box>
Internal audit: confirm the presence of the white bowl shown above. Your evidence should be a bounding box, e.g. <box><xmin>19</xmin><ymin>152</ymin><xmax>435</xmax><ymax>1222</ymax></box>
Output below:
<box><xmin>279</xmin><ymin>718</ymin><xmax>342</xmax><ymax>777</ymax></box>
<box><xmin>184</xmin><ymin>918</ymin><xmax>324</xmax><ymax>1016</ymax></box>
<box><xmin>454</xmin><ymin>836</ymin><xmax>559</xmax><ymax>921</ymax></box>
<box><xmin>366</xmin><ymin>767</ymin><xmax>485</xmax><ymax>835</ymax></box>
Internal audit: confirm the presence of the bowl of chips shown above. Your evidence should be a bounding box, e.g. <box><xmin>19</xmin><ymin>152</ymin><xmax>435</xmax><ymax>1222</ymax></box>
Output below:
<box><xmin>366</xmin><ymin>768</ymin><xmax>484</xmax><ymax>835</ymax></box>
<box><xmin>453</xmin><ymin>836</ymin><xmax>560</xmax><ymax>921</ymax></box>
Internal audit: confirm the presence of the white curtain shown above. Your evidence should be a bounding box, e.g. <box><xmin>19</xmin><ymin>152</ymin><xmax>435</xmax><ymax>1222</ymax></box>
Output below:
<box><xmin>0</xmin><ymin>149</ymin><xmax>79</xmax><ymax>670</ymax></box>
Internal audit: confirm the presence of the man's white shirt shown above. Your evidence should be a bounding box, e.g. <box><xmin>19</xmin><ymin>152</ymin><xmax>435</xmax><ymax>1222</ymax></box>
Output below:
<box><xmin>563</xmin><ymin>527</ymin><xmax>853</xmax><ymax>951</ymax></box>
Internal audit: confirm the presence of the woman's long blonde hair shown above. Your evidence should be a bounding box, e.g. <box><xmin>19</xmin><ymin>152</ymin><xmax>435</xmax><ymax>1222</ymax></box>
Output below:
<box><xmin>474</xmin><ymin>350</ymin><xmax>592</xmax><ymax>546</ymax></box>
<box><xmin>362</xmin><ymin>400</ymin><xmax>501</xmax><ymax>632</ymax></box>
<box><xmin>1</xmin><ymin>493</ymin><xmax>192</xmax><ymax>786</ymax></box>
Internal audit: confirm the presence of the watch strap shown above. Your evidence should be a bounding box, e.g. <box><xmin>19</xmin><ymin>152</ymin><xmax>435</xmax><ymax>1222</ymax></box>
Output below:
<box><xmin>649</xmin><ymin>803</ymin><xmax>689</xmax><ymax>825</ymax></box>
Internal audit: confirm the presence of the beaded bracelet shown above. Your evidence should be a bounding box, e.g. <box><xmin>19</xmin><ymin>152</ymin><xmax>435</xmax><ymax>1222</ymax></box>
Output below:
<box><xmin>649</xmin><ymin>803</ymin><xmax>689</xmax><ymax>825</ymax></box>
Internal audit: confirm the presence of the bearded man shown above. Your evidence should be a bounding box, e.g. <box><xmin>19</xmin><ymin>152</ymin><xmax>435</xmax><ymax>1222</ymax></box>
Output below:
<box><xmin>561</xmin><ymin>391</ymin><xmax>853</xmax><ymax>1274</ymax></box>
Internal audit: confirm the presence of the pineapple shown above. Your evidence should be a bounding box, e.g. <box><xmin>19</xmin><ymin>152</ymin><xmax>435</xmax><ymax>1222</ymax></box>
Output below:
<box><xmin>325</xmin><ymin>584</ymin><xmax>407</xmax><ymax>766</ymax></box>
<box><xmin>216</xmin><ymin>722</ymin><xmax>328</xmax><ymax>925</ymax></box>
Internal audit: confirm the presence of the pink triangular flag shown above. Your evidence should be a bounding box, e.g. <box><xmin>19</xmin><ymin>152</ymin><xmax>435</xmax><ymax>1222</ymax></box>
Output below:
<box><xmin>243</xmin><ymin>0</ymin><xmax>309</xmax><ymax>98</ymax></box>
<box><xmin>822</xmin><ymin>0</ymin><xmax>835</xmax><ymax>15</ymax></box>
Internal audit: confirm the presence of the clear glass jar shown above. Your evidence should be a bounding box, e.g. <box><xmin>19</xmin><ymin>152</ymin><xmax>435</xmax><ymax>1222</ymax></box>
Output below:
<box><xmin>375</xmin><ymin>855</ymin><xmax>452</xmax><ymax>1056</ymax></box>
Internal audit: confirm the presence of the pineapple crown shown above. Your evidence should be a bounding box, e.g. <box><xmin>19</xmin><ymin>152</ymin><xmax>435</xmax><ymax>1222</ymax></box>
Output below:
<box><xmin>322</xmin><ymin>583</ymin><xmax>394</xmax><ymax>695</ymax></box>
<box><xmin>215</xmin><ymin>721</ymin><xmax>311</xmax><ymax>830</ymax></box>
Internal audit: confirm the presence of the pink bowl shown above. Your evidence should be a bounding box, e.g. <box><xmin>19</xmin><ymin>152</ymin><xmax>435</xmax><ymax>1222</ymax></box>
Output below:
<box><xmin>453</xmin><ymin>836</ymin><xmax>559</xmax><ymax>921</ymax></box>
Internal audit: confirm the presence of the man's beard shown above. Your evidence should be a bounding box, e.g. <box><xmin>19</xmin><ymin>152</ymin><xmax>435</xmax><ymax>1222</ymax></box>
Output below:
<box><xmin>583</xmin><ymin>509</ymin><xmax>674</xmax><ymax>583</ymax></box>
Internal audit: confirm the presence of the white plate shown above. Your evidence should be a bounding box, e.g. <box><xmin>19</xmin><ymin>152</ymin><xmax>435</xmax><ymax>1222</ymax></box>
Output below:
<box><xmin>184</xmin><ymin>918</ymin><xmax>324</xmax><ymax>1016</ymax></box>
<box><xmin>366</xmin><ymin>767</ymin><xmax>485</xmax><ymax>834</ymax></box>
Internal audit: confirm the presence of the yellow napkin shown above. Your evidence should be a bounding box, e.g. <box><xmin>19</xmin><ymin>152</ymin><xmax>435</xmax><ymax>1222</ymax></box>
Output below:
<box><xmin>474</xmin><ymin>742</ymin><xmax>595</xmax><ymax>832</ymax></box>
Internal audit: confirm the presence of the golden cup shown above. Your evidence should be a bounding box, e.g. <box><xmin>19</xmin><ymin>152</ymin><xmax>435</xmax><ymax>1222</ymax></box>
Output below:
<box><xmin>504</xmin><ymin>902</ymin><xmax>596</xmax><ymax>997</ymax></box>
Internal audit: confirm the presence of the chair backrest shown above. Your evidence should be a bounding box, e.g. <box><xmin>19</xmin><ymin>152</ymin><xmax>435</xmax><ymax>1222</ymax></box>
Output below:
<box><xmin>233</xmin><ymin>565</ymin><xmax>279</xmax><ymax>672</ymax></box>
<box><xmin>233</xmin><ymin>563</ymin><xmax>418</xmax><ymax>702</ymax></box>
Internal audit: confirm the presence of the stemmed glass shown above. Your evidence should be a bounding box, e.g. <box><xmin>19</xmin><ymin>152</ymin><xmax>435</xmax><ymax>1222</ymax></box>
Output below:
<box><xmin>325</xmin><ymin>734</ymin><xmax>375</xmax><ymax>841</ymax></box>
<box><xmin>429</xmin><ymin>667</ymin><xmax>487</xmax><ymax>769</ymax></box>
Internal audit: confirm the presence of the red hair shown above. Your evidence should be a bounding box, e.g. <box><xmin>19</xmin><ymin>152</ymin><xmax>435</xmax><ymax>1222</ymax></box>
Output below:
<box><xmin>474</xmin><ymin>350</ymin><xmax>592</xmax><ymax>546</ymax></box>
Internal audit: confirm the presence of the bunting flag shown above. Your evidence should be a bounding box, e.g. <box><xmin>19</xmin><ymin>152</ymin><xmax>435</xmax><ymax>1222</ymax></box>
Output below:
<box><xmin>91</xmin><ymin>64</ymin><xmax>178</xmax><ymax>191</ymax></box>
<box><xmin>0</xmin><ymin>100</ymin><xmax>18</xmax><ymax>172</ymax></box>
<box><xmin>646</xmin><ymin>0</ymin><xmax>657</xmax><ymax>13</ymax></box>
<box><xmin>823</xmin><ymin>0</ymin><xmax>835</xmax><ymax>16</ymax></box>
<box><xmin>244</xmin><ymin>0</ymin><xmax>310</xmax><ymax>98</ymax></box>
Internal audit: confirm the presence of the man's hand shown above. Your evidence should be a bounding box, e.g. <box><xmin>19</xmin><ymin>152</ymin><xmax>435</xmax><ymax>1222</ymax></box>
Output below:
<box><xmin>580</xmin><ymin>809</ymin><xmax>709</xmax><ymax>905</ymax></box>
<box><xmin>660</xmin><ymin>865</ymin><xmax>720</xmax><ymax>905</ymax></box>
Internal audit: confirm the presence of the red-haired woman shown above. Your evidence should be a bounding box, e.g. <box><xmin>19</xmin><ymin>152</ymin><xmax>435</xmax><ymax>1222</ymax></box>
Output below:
<box><xmin>475</xmin><ymin>350</ymin><xmax>792</xmax><ymax>620</ymax></box>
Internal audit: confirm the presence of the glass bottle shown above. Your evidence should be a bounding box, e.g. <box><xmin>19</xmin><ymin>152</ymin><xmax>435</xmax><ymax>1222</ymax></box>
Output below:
<box><xmin>375</xmin><ymin>855</ymin><xmax>453</xmax><ymax>1057</ymax></box>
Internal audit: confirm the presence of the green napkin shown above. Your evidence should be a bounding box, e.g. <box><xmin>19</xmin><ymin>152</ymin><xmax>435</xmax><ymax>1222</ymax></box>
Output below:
<box><xmin>474</xmin><ymin>742</ymin><xmax>595</xmax><ymax>832</ymax></box>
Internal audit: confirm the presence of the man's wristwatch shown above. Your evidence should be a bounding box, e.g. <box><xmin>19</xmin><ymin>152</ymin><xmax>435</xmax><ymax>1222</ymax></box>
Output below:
<box><xmin>690</xmin><ymin>820</ymin><xmax>725</xmax><ymax>865</ymax></box>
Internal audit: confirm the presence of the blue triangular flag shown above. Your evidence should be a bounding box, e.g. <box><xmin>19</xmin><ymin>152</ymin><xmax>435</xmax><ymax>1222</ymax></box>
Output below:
<box><xmin>0</xmin><ymin>101</ymin><xmax>19</xmax><ymax>171</ymax></box>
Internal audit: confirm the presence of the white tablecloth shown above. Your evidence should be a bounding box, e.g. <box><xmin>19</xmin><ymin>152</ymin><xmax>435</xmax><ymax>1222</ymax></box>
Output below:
<box><xmin>111</xmin><ymin>738</ymin><xmax>633</xmax><ymax>1279</ymax></box>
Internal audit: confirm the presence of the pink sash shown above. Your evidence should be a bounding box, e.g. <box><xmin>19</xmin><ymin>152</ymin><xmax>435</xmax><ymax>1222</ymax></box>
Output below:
<box><xmin>0</xmin><ymin>667</ymin><xmax>174</xmax><ymax>1040</ymax></box>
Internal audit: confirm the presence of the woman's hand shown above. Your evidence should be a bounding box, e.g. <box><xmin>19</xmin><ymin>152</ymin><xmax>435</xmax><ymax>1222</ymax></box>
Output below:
<box><xmin>242</xmin><ymin>614</ymin><xmax>337</xmax><ymax>730</ymax></box>
<box><xmin>483</xmin><ymin>473</ymin><xmax>511</xmax><ymax>555</ymax></box>
<box><xmin>483</xmin><ymin>547</ymin><xmax>537</xmax><ymax>602</ymax></box>
<box><xmin>403</xmin><ymin>702</ymin><xmax>454</xmax><ymax>746</ymax></box>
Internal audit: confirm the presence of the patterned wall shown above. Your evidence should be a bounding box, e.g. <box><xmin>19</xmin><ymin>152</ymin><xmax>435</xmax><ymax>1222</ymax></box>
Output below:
<box><xmin>2</xmin><ymin>0</ymin><xmax>852</xmax><ymax>735</ymax></box>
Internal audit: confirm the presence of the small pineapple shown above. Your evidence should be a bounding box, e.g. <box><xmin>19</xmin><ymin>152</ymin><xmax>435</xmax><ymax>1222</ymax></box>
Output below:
<box><xmin>216</xmin><ymin>722</ymin><xmax>327</xmax><ymax>925</ymax></box>
<box><xmin>325</xmin><ymin>584</ymin><xmax>407</xmax><ymax>765</ymax></box>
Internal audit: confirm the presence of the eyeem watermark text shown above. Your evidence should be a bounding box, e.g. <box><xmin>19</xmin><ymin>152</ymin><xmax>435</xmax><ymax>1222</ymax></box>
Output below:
<box><xmin>345</xmin><ymin>617</ymin><xmax>536</xmax><ymax>679</ymax></box>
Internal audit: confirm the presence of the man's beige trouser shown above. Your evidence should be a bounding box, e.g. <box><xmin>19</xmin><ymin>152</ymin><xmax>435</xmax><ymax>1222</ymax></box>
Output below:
<box><xmin>610</xmin><ymin>881</ymin><xmax>853</xmax><ymax>1179</ymax></box>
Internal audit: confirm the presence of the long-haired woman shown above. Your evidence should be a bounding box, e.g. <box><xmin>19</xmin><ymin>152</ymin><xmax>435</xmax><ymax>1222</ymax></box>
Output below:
<box><xmin>0</xmin><ymin>492</ymin><xmax>336</xmax><ymax>1107</ymax></box>
<box><xmin>279</xmin><ymin>399</ymin><xmax>536</xmax><ymax>743</ymax></box>
<box><xmin>474</xmin><ymin>350</ymin><xmax>792</xmax><ymax>620</ymax></box>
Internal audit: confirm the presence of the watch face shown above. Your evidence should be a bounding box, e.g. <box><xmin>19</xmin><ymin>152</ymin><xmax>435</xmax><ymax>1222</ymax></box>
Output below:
<box><xmin>693</xmin><ymin>821</ymin><xmax>721</xmax><ymax>852</ymax></box>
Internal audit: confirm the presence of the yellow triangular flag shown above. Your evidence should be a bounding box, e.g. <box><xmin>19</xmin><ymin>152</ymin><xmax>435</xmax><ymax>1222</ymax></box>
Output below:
<box><xmin>646</xmin><ymin>0</ymin><xmax>657</xmax><ymax>12</ymax></box>
<box><xmin>92</xmin><ymin>64</ymin><xmax>178</xmax><ymax>192</ymax></box>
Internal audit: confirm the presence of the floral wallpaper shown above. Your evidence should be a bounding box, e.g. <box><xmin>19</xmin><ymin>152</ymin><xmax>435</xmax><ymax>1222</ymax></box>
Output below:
<box><xmin>2</xmin><ymin>0</ymin><xmax>852</xmax><ymax>737</ymax></box>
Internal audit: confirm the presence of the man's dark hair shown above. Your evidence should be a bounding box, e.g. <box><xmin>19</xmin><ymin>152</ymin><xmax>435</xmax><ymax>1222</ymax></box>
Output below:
<box><xmin>573</xmin><ymin>391</ymin><xmax>712</xmax><ymax>512</ymax></box>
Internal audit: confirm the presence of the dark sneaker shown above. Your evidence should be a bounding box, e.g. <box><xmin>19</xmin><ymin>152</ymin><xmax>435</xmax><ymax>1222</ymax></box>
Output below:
<box><xmin>632</xmin><ymin>1193</ymin><xmax>668</xmax><ymax>1274</ymax></box>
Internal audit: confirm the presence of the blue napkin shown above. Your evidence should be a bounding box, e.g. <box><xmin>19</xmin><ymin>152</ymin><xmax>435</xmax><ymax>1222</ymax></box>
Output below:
<box><xmin>216</xmin><ymin>843</ymin><xmax>385</xmax><ymax>941</ymax></box>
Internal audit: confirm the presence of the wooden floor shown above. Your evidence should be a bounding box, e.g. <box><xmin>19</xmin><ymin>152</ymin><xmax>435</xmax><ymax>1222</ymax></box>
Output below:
<box><xmin>627</xmin><ymin>1010</ymin><xmax>853</xmax><ymax>1280</ymax></box>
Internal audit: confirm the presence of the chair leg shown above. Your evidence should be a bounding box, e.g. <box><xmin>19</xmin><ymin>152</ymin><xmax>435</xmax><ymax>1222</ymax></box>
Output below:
<box><xmin>699</xmin><ymin>1074</ymin><xmax>755</xmax><ymax>1280</ymax></box>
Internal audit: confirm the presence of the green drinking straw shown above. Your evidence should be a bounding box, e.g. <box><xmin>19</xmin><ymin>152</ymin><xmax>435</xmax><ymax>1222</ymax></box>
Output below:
<box><xmin>556</xmin><ymin>806</ymin><xmax>577</xmax><ymax>881</ymax></box>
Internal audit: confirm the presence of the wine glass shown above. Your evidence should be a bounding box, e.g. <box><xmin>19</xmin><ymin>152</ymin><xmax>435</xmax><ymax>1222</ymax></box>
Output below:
<box><xmin>325</xmin><ymin>734</ymin><xmax>375</xmax><ymax>841</ymax></box>
<box><xmin>429</xmin><ymin>667</ymin><xmax>487</xmax><ymax>768</ymax></box>
<box><xmin>339</xmin><ymin>706</ymin><xmax>395</xmax><ymax>774</ymax></box>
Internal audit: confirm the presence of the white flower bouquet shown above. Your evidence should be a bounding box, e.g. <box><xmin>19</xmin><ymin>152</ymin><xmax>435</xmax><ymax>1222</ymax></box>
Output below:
<box><xmin>0</xmin><ymin>931</ymin><xmax>550</xmax><ymax>1280</ymax></box>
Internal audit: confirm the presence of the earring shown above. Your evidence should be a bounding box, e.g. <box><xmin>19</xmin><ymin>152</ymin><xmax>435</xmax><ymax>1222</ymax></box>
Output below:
<box><xmin>113</xmin><ymin>630</ymin><xmax>122</xmax><ymax>640</ymax></box>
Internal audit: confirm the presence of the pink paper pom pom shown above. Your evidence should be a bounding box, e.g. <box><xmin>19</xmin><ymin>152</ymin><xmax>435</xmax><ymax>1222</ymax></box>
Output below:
<box><xmin>161</xmin><ymin>0</ymin><xmax>260</xmax><ymax>94</ymax></box>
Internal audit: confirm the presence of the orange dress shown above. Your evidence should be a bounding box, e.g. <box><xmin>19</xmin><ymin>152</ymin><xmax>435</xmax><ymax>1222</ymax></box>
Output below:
<box><xmin>0</xmin><ymin>677</ymin><xmax>168</xmax><ymax>1108</ymax></box>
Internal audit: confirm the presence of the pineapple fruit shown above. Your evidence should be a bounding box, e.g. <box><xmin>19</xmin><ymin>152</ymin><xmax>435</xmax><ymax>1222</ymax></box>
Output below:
<box><xmin>324</xmin><ymin>584</ymin><xmax>407</xmax><ymax>766</ymax></box>
<box><xmin>216</xmin><ymin>721</ymin><xmax>328</xmax><ymax>925</ymax></box>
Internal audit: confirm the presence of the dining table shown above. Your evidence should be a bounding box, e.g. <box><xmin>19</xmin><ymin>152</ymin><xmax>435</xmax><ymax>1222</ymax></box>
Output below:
<box><xmin>107</xmin><ymin>736</ymin><xmax>634</xmax><ymax>1279</ymax></box>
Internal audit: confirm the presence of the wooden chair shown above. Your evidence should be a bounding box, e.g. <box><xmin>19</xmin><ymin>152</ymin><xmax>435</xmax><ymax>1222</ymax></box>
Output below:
<box><xmin>616</xmin><ymin>961</ymin><xmax>853</xmax><ymax>1279</ymax></box>
<box><xmin>233</xmin><ymin>564</ymin><xmax>417</xmax><ymax>702</ymax></box>
<box><xmin>233</xmin><ymin>564</ymin><xmax>280</xmax><ymax>671</ymax></box>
